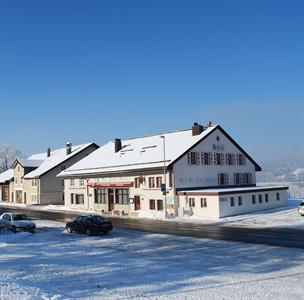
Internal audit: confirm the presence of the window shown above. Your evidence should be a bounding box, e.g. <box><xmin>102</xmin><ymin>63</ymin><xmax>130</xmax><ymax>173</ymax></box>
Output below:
<box><xmin>237</xmin><ymin>154</ymin><xmax>246</xmax><ymax>165</ymax></box>
<box><xmin>187</xmin><ymin>151</ymin><xmax>200</xmax><ymax>165</ymax></box>
<box><xmin>94</xmin><ymin>189</ymin><xmax>107</xmax><ymax>204</ymax></box>
<box><xmin>234</xmin><ymin>173</ymin><xmax>242</xmax><ymax>185</ymax></box>
<box><xmin>80</xmin><ymin>179</ymin><xmax>85</xmax><ymax>186</ymax></box>
<box><xmin>32</xmin><ymin>179</ymin><xmax>37</xmax><ymax>187</ymax></box>
<box><xmin>20</xmin><ymin>178</ymin><xmax>23</xmax><ymax>184</ymax></box>
<box><xmin>189</xmin><ymin>197</ymin><xmax>195</xmax><ymax>207</ymax></box>
<box><xmin>17</xmin><ymin>166</ymin><xmax>20</xmax><ymax>173</ymax></box>
<box><xmin>157</xmin><ymin>200</ymin><xmax>163</xmax><ymax>211</ymax></box>
<box><xmin>252</xmin><ymin>195</ymin><xmax>256</xmax><ymax>204</ymax></box>
<box><xmin>214</xmin><ymin>153</ymin><xmax>224</xmax><ymax>165</ymax></box>
<box><xmin>156</xmin><ymin>177</ymin><xmax>162</xmax><ymax>188</ymax></box>
<box><xmin>71</xmin><ymin>193</ymin><xmax>74</xmax><ymax>204</ymax></box>
<box><xmin>75</xmin><ymin>194</ymin><xmax>84</xmax><ymax>205</ymax></box>
<box><xmin>201</xmin><ymin>198</ymin><xmax>207</xmax><ymax>208</ymax></box>
<box><xmin>115</xmin><ymin>189</ymin><xmax>129</xmax><ymax>204</ymax></box>
<box><xmin>218</xmin><ymin>173</ymin><xmax>228</xmax><ymax>186</ymax></box>
<box><xmin>15</xmin><ymin>177</ymin><xmax>18</xmax><ymax>184</ymax></box>
<box><xmin>265</xmin><ymin>194</ymin><xmax>269</xmax><ymax>203</ymax></box>
<box><xmin>276</xmin><ymin>193</ymin><xmax>280</xmax><ymax>201</ymax></box>
<box><xmin>149</xmin><ymin>199</ymin><xmax>156</xmax><ymax>210</ymax></box>
<box><xmin>226</xmin><ymin>153</ymin><xmax>235</xmax><ymax>165</ymax></box>
<box><xmin>31</xmin><ymin>194</ymin><xmax>37</xmax><ymax>203</ymax></box>
<box><xmin>70</xmin><ymin>179</ymin><xmax>74</xmax><ymax>187</ymax></box>
<box><xmin>202</xmin><ymin>152</ymin><xmax>213</xmax><ymax>165</ymax></box>
<box><xmin>259</xmin><ymin>194</ymin><xmax>262</xmax><ymax>203</ymax></box>
<box><xmin>134</xmin><ymin>177</ymin><xmax>140</xmax><ymax>188</ymax></box>
<box><xmin>148</xmin><ymin>177</ymin><xmax>155</xmax><ymax>188</ymax></box>
<box><xmin>230</xmin><ymin>197</ymin><xmax>235</xmax><ymax>207</ymax></box>
<box><xmin>243</xmin><ymin>173</ymin><xmax>253</xmax><ymax>184</ymax></box>
<box><xmin>238</xmin><ymin>196</ymin><xmax>242</xmax><ymax>206</ymax></box>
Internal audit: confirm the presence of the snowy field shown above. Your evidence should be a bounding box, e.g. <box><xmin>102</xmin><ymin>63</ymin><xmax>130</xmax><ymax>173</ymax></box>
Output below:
<box><xmin>1</xmin><ymin>220</ymin><xmax>304</xmax><ymax>300</ymax></box>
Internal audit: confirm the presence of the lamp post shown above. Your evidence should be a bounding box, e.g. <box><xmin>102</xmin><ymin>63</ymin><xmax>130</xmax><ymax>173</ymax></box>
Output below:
<box><xmin>160</xmin><ymin>135</ymin><xmax>167</xmax><ymax>218</ymax></box>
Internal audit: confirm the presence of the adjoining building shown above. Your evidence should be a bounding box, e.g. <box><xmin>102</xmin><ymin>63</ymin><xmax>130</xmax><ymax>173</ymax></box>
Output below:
<box><xmin>11</xmin><ymin>142</ymin><xmax>98</xmax><ymax>205</ymax></box>
<box><xmin>0</xmin><ymin>169</ymin><xmax>14</xmax><ymax>202</ymax></box>
<box><xmin>58</xmin><ymin>123</ymin><xmax>288</xmax><ymax>219</ymax></box>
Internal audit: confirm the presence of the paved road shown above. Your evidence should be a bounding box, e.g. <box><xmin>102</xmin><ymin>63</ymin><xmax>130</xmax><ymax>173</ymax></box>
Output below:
<box><xmin>1</xmin><ymin>205</ymin><xmax>304</xmax><ymax>249</ymax></box>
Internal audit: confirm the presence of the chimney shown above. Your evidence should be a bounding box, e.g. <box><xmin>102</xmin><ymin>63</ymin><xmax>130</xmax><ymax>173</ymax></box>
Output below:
<box><xmin>66</xmin><ymin>142</ymin><xmax>72</xmax><ymax>155</ymax></box>
<box><xmin>192</xmin><ymin>122</ymin><xmax>204</xmax><ymax>136</ymax></box>
<box><xmin>114</xmin><ymin>138</ymin><xmax>122</xmax><ymax>153</ymax></box>
<box><xmin>47</xmin><ymin>148</ymin><xmax>51</xmax><ymax>157</ymax></box>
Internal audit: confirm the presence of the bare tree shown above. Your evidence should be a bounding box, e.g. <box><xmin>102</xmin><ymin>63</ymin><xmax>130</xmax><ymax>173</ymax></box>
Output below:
<box><xmin>0</xmin><ymin>145</ymin><xmax>23</xmax><ymax>172</ymax></box>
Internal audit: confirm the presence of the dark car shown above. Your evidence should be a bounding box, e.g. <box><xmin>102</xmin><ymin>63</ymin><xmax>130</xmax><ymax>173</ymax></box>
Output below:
<box><xmin>66</xmin><ymin>215</ymin><xmax>113</xmax><ymax>236</ymax></box>
<box><xmin>298</xmin><ymin>202</ymin><xmax>304</xmax><ymax>216</ymax></box>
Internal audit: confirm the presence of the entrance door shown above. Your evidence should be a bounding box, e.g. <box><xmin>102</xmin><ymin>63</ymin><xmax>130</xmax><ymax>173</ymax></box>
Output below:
<box><xmin>134</xmin><ymin>196</ymin><xmax>141</xmax><ymax>210</ymax></box>
<box><xmin>108</xmin><ymin>189</ymin><xmax>115</xmax><ymax>211</ymax></box>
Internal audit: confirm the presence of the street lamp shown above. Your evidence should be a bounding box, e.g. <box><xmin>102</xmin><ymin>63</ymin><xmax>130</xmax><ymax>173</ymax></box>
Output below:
<box><xmin>160</xmin><ymin>135</ymin><xmax>167</xmax><ymax>218</ymax></box>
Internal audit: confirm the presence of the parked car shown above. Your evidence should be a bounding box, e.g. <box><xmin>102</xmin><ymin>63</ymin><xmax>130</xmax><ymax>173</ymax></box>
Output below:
<box><xmin>298</xmin><ymin>202</ymin><xmax>304</xmax><ymax>216</ymax></box>
<box><xmin>0</xmin><ymin>213</ymin><xmax>36</xmax><ymax>233</ymax></box>
<box><xmin>66</xmin><ymin>215</ymin><xmax>113</xmax><ymax>236</ymax></box>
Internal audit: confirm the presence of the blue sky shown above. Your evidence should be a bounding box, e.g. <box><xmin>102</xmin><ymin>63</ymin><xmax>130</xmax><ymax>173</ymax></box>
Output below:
<box><xmin>0</xmin><ymin>0</ymin><xmax>303</xmax><ymax>161</ymax></box>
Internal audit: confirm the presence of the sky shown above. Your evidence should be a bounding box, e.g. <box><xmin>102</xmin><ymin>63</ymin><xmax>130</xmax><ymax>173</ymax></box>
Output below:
<box><xmin>0</xmin><ymin>0</ymin><xmax>303</xmax><ymax>162</ymax></box>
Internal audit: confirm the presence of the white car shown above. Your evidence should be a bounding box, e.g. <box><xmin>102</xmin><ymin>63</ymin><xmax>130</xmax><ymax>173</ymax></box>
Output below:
<box><xmin>0</xmin><ymin>213</ymin><xmax>36</xmax><ymax>233</ymax></box>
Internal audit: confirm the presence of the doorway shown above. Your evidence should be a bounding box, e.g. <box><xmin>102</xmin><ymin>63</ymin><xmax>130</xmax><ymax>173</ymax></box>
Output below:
<box><xmin>134</xmin><ymin>195</ymin><xmax>141</xmax><ymax>210</ymax></box>
<box><xmin>108</xmin><ymin>189</ymin><xmax>115</xmax><ymax>211</ymax></box>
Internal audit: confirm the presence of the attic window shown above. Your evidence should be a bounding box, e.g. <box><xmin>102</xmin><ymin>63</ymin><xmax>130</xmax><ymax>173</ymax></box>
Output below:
<box><xmin>216</xmin><ymin>136</ymin><xmax>220</xmax><ymax>141</ymax></box>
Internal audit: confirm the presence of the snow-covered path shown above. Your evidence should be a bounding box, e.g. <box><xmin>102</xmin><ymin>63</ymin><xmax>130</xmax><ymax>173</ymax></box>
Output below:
<box><xmin>1</xmin><ymin>220</ymin><xmax>304</xmax><ymax>300</ymax></box>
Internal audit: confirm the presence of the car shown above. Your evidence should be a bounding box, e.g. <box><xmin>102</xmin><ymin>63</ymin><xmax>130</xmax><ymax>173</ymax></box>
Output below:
<box><xmin>66</xmin><ymin>215</ymin><xmax>113</xmax><ymax>236</ymax></box>
<box><xmin>298</xmin><ymin>202</ymin><xmax>304</xmax><ymax>216</ymax></box>
<box><xmin>0</xmin><ymin>213</ymin><xmax>36</xmax><ymax>233</ymax></box>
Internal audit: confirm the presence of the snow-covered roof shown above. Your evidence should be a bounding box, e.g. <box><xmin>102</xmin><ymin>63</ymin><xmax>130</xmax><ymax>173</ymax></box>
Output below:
<box><xmin>17</xmin><ymin>159</ymin><xmax>44</xmax><ymax>168</ymax></box>
<box><xmin>0</xmin><ymin>169</ymin><xmax>14</xmax><ymax>184</ymax></box>
<box><xmin>58</xmin><ymin>125</ymin><xmax>218</xmax><ymax>177</ymax></box>
<box><xmin>178</xmin><ymin>186</ymin><xmax>289</xmax><ymax>194</ymax></box>
<box><xmin>24</xmin><ymin>143</ymin><xmax>95</xmax><ymax>179</ymax></box>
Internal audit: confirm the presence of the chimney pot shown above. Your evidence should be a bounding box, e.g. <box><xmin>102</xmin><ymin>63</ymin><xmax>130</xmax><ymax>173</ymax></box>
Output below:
<box><xmin>66</xmin><ymin>142</ymin><xmax>72</xmax><ymax>155</ymax></box>
<box><xmin>47</xmin><ymin>148</ymin><xmax>51</xmax><ymax>157</ymax></box>
<box><xmin>114</xmin><ymin>139</ymin><xmax>122</xmax><ymax>153</ymax></box>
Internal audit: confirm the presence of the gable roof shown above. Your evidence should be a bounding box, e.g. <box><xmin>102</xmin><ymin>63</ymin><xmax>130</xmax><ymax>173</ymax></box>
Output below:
<box><xmin>58</xmin><ymin>126</ymin><xmax>219</xmax><ymax>177</ymax></box>
<box><xmin>23</xmin><ymin>143</ymin><xmax>97</xmax><ymax>179</ymax></box>
<box><xmin>12</xmin><ymin>158</ymin><xmax>44</xmax><ymax>168</ymax></box>
<box><xmin>0</xmin><ymin>169</ymin><xmax>14</xmax><ymax>184</ymax></box>
<box><xmin>58</xmin><ymin>124</ymin><xmax>262</xmax><ymax>178</ymax></box>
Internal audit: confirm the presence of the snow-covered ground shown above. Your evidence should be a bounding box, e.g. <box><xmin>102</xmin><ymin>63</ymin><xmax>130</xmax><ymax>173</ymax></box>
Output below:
<box><xmin>1</xmin><ymin>198</ymin><xmax>304</xmax><ymax>230</ymax></box>
<box><xmin>1</xmin><ymin>220</ymin><xmax>304</xmax><ymax>300</ymax></box>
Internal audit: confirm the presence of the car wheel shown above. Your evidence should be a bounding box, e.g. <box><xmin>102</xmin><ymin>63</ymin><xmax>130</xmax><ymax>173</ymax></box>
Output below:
<box><xmin>66</xmin><ymin>226</ymin><xmax>73</xmax><ymax>233</ymax></box>
<box><xmin>11</xmin><ymin>226</ymin><xmax>17</xmax><ymax>233</ymax></box>
<box><xmin>86</xmin><ymin>229</ymin><xmax>92</xmax><ymax>236</ymax></box>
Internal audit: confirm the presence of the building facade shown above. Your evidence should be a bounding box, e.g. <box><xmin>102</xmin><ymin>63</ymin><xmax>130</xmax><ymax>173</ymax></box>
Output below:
<box><xmin>0</xmin><ymin>169</ymin><xmax>14</xmax><ymax>202</ymax></box>
<box><xmin>59</xmin><ymin>123</ymin><xmax>288</xmax><ymax>219</ymax></box>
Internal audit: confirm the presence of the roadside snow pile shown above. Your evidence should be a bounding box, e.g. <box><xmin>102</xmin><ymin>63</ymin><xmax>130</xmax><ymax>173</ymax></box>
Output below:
<box><xmin>1</xmin><ymin>220</ymin><xmax>304</xmax><ymax>299</ymax></box>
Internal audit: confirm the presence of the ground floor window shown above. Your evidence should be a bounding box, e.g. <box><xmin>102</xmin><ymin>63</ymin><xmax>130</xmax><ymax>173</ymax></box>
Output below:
<box><xmin>259</xmin><ymin>194</ymin><xmax>262</xmax><ymax>203</ymax></box>
<box><xmin>149</xmin><ymin>199</ymin><xmax>156</xmax><ymax>210</ymax></box>
<box><xmin>157</xmin><ymin>199</ymin><xmax>163</xmax><ymax>211</ymax></box>
<box><xmin>115</xmin><ymin>189</ymin><xmax>129</xmax><ymax>204</ymax></box>
<box><xmin>31</xmin><ymin>194</ymin><xmax>37</xmax><ymax>203</ymax></box>
<box><xmin>75</xmin><ymin>194</ymin><xmax>84</xmax><ymax>205</ymax></box>
<box><xmin>252</xmin><ymin>195</ymin><xmax>256</xmax><ymax>204</ymax></box>
<box><xmin>276</xmin><ymin>193</ymin><xmax>280</xmax><ymax>201</ymax></box>
<box><xmin>95</xmin><ymin>188</ymin><xmax>107</xmax><ymax>204</ymax></box>
<box><xmin>265</xmin><ymin>194</ymin><xmax>269</xmax><ymax>202</ymax></box>
<box><xmin>230</xmin><ymin>197</ymin><xmax>235</xmax><ymax>207</ymax></box>
<box><xmin>71</xmin><ymin>193</ymin><xmax>74</xmax><ymax>204</ymax></box>
<box><xmin>200</xmin><ymin>198</ymin><xmax>207</xmax><ymax>208</ymax></box>
<box><xmin>16</xmin><ymin>190</ymin><xmax>23</xmax><ymax>202</ymax></box>
<box><xmin>238</xmin><ymin>196</ymin><xmax>242</xmax><ymax>206</ymax></box>
<box><xmin>189</xmin><ymin>197</ymin><xmax>195</xmax><ymax>207</ymax></box>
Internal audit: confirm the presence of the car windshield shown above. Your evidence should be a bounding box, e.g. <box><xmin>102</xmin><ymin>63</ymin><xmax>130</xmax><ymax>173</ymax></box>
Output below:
<box><xmin>12</xmin><ymin>214</ymin><xmax>29</xmax><ymax>221</ymax></box>
<box><xmin>92</xmin><ymin>216</ymin><xmax>105</xmax><ymax>223</ymax></box>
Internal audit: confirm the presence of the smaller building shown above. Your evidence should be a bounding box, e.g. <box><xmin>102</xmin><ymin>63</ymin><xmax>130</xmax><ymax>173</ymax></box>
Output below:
<box><xmin>177</xmin><ymin>186</ymin><xmax>288</xmax><ymax>219</ymax></box>
<box><xmin>0</xmin><ymin>169</ymin><xmax>14</xmax><ymax>202</ymax></box>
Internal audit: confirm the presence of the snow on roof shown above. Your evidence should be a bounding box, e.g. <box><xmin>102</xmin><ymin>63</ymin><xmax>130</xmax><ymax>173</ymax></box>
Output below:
<box><xmin>178</xmin><ymin>186</ymin><xmax>289</xmax><ymax>194</ymax></box>
<box><xmin>24</xmin><ymin>143</ymin><xmax>94</xmax><ymax>179</ymax></box>
<box><xmin>18</xmin><ymin>159</ymin><xmax>45</xmax><ymax>168</ymax></box>
<box><xmin>0</xmin><ymin>169</ymin><xmax>14</xmax><ymax>183</ymax></box>
<box><xmin>58</xmin><ymin>126</ymin><xmax>217</xmax><ymax>177</ymax></box>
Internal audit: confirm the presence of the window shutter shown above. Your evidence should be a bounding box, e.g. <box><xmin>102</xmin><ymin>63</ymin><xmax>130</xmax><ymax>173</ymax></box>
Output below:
<box><xmin>217</xmin><ymin>174</ymin><xmax>221</xmax><ymax>185</ymax></box>
<box><xmin>201</xmin><ymin>153</ymin><xmax>205</xmax><ymax>165</ymax></box>
<box><xmin>236</xmin><ymin>154</ymin><xmax>240</xmax><ymax>165</ymax></box>
<box><xmin>221</xmin><ymin>154</ymin><xmax>225</xmax><ymax>165</ymax></box>
<box><xmin>233</xmin><ymin>173</ymin><xmax>236</xmax><ymax>185</ymax></box>
<box><xmin>232</xmin><ymin>154</ymin><xmax>236</xmax><ymax>165</ymax></box>
<box><xmin>225</xmin><ymin>173</ymin><xmax>229</xmax><ymax>185</ymax></box>
<box><xmin>225</xmin><ymin>154</ymin><xmax>228</xmax><ymax>165</ymax></box>
<box><xmin>249</xmin><ymin>173</ymin><xmax>252</xmax><ymax>184</ymax></box>
<box><xmin>209</xmin><ymin>153</ymin><xmax>213</xmax><ymax>165</ymax></box>
<box><xmin>241</xmin><ymin>173</ymin><xmax>245</xmax><ymax>184</ymax></box>
<box><xmin>196</xmin><ymin>152</ymin><xmax>200</xmax><ymax>165</ymax></box>
<box><xmin>243</xmin><ymin>155</ymin><xmax>246</xmax><ymax>165</ymax></box>
<box><xmin>187</xmin><ymin>152</ymin><xmax>191</xmax><ymax>165</ymax></box>
<box><xmin>214</xmin><ymin>153</ymin><xmax>217</xmax><ymax>165</ymax></box>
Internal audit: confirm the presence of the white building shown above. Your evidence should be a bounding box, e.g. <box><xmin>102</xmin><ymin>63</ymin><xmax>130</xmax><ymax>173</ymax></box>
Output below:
<box><xmin>58</xmin><ymin>123</ymin><xmax>288</xmax><ymax>219</ymax></box>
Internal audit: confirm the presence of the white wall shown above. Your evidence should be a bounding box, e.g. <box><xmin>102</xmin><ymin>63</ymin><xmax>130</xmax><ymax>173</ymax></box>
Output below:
<box><xmin>173</xmin><ymin>128</ymin><xmax>257</xmax><ymax>190</ymax></box>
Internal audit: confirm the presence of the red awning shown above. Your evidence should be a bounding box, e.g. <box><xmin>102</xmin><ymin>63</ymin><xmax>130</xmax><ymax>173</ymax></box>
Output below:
<box><xmin>86</xmin><ymin>182</ymin><xmax>132</xmax><ymax>188</ymax></box>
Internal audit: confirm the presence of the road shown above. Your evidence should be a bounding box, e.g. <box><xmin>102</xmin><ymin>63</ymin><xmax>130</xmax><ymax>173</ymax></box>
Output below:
<box><xmin>1</xmin><ymin>205</ymin><xmax>304</xmax><ymax>249</ymax></box>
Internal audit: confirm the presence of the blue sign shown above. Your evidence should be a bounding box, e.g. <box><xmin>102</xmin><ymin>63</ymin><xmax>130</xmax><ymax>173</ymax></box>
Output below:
<box><xmin>161</xmin><ymin>184</ymin><xmax>166</xmax><ymax>192</ymax></box>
